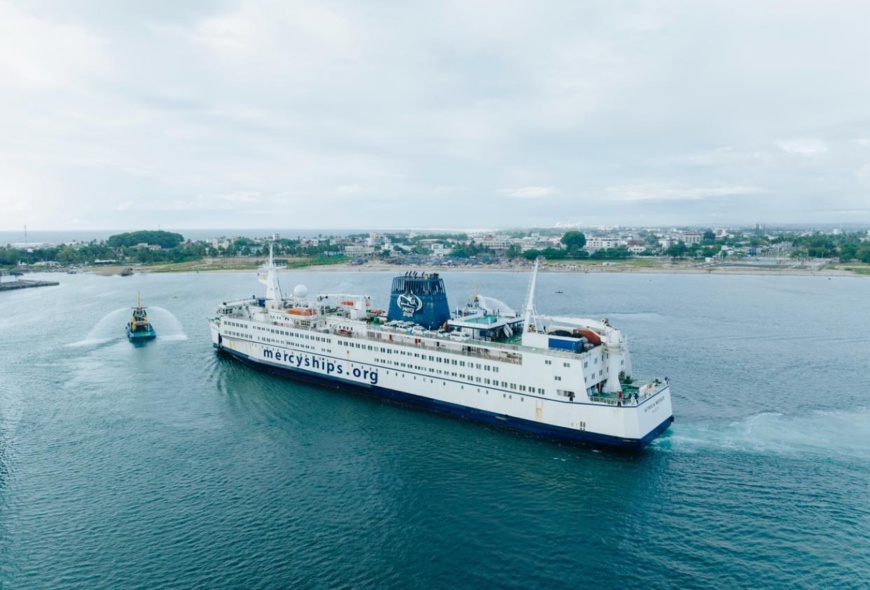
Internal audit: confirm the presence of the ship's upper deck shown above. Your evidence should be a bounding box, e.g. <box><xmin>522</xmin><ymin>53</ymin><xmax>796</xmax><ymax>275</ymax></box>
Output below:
<box><xmin>214</xmin><ymin>294</ymin><xmax>664</xmax><ymax>407</ymax></box>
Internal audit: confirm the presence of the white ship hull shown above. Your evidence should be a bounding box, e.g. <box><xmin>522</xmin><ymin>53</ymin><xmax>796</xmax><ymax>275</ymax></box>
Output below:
<box><xmin>209</xmin><ymin>318</ymin><xmax>674</xmax><ymax>449</ymax></box>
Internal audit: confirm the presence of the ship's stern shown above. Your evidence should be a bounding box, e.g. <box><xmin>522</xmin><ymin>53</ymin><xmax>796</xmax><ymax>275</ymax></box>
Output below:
<box><xmin>631</xmin><ymin>384</ymin><xmax>674</xmax><ymax>447</ymax></box>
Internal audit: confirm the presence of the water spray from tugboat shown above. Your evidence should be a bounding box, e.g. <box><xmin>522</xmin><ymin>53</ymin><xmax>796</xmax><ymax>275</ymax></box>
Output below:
<box><xmin>68</xmin><ymin>303</ymin><xmax>187</xmax><ymax>347</ymax></box>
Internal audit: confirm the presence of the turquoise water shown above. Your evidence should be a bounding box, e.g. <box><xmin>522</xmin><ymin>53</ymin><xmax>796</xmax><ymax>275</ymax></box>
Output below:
<box><xmin>1</xmin><ymin>271</ymin><xmax>868</xmax><ymax>588</ymax></box>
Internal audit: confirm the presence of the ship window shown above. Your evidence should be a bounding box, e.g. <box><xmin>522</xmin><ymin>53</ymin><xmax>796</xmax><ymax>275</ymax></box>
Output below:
<box><xmin>555</xmin><ymin>376</ymin><xmax>562</xmax><ymax>381</ymax></box>
<box><xmin>460</xmin><ymin>361</ymin><xmax>465</xmax><ymax>367</ymax></box>
<box><xmin>563</xmin><ymin>362</ymin><xmax>570</xmax><ymax>368</ymax></box>
<box><xmin>545</xmin><ymin>360</ymin><xmax>552</xmax><ymax>365</ymax></box>
<box><xmin>538</xmin><ymin>388</ymin><xmax>544</xmax><ymax>394</ymax></box>
<box><xmin>584</xmin><ymin>362</ymin><xmax>588</xmax><ymax>368</ymax></box>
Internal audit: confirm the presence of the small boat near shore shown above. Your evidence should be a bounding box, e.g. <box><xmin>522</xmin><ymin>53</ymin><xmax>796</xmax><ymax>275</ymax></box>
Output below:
<box><xmin>126</xmin><ymin>293</ymin><xmax>156</xmax><ymax>342</ymax></box>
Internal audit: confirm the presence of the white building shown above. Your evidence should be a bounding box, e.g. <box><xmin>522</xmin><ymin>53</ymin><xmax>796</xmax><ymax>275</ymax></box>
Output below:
<box><xmin>478</xmin><ymin>235</ymin><xmax>513</xmax><ymax>251</ymax></box>
<box><xmin>586</xmin><ymin>237</ymin><xmax>626</xmax><ymax>250</ymax></box>
<box><xmin>430</xmin><ymin>243</ymin><xmax>451</xmax><ymax>257</ymax></box>
<box><xmin>344</xmin><ymin>245</ymin><xmax>376</xmax><ymax>257</ymax></box>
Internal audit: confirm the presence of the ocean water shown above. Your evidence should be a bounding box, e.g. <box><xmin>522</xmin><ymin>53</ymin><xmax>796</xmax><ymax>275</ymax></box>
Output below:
<box><xmin>1</xmin><ymin>270</ymin><xmax>868</xmax><ymax>589</ymax></box>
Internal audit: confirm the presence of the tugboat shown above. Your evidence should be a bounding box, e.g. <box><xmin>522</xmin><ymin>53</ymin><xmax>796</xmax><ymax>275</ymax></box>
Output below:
<box><xmin>126</xmin><ymin>293</ymin><xmax>156</xmax><ymax>342</ymax></box>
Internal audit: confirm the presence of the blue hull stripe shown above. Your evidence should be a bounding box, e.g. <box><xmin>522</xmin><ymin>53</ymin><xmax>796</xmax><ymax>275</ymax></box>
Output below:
<box><xmin>217</xmin><ymin>345</ymin><xmax>673</xmax><ymax>450</ymax></box>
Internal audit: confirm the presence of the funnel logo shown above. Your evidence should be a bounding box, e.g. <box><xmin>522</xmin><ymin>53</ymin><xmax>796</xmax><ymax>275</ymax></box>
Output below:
<box><xmin>397</xmin><ymin>293</ymin><xmax>423</xmax><ymax>317</ymax></box>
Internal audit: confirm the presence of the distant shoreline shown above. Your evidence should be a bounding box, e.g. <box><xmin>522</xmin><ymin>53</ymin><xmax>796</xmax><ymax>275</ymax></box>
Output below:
<box><xmin>54</xmin><ymin>259</ymin><xmax>869</xmax><ymax>277</ymax></box>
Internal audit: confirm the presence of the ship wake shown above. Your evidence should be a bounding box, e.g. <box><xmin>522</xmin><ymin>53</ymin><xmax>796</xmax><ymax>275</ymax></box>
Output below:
<box><xmin>653</xmin><ymin>408</ymin><xmax>870</xmax><ymax>459</ymax></box>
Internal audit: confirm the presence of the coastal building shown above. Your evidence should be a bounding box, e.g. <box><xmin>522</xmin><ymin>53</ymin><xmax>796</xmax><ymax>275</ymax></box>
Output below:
<box><xmin>586</xmin><ymin>237</ymin><xmax>626</xmax><ymax>251</ymax></box>
<box><xmin>430</xmin><ymin>243</ymin><xmax>451</xmax><ymax>257</ymax></box>
<box><xmin>478</xmin><ymin>235</ymin><xmax>514</xmax><ymax>252</ymax></box>
<box><xmin>344</xmin><ymin>245</ymin><xmax>376</xmax><ymax>257</ymax></box>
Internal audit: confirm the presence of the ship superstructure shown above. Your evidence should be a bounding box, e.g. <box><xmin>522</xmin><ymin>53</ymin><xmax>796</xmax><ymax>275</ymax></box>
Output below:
<box><xmin>209</xmin><ymin>247</ymin><xmax>674</xmax><ymax>449</ymax></box>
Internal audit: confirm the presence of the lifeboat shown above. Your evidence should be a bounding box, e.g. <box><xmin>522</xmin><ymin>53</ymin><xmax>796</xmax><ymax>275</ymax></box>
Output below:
<box><xmin>286</xmin><ymin>307</ymin><xmax>316</xmax><ymax>316</ymax></box>
<box><xmin>574</xmin><ymin>328</ymin><xmax>601</xmax><ymax>345</ymax></box>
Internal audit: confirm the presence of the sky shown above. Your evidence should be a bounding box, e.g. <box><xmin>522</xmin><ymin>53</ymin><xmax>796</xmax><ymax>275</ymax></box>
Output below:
<box><xmin>1</xmin><ymin>0</ymin><xmax>868</xmax><ymax>231</ymax></box>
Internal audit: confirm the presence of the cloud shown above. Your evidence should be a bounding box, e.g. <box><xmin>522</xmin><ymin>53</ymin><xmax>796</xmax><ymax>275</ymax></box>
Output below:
<box><xmin>335</xmin><ymin>185</ymin><xmax>369</xmax><ymax>195</ymax></box>
<box><xmin>606</xmin><ymin>184</ymin><xmax>764</xmax><ymax>202</ymax></box>
<box><xmin>0</xmin><ymin>3</ymin><xmax>107</xmax><ymax>88</ymax></box>
<box><xmin>1</xmin><ymin>1</ymin><xmax>870</xmax><ymax>230</ymax></box>
<box><xmin>117</xmin><ymin>192</ymin><xmax>262</xmax><ymax>212</ymax></box>
<box><xmin>498</xmin><ymin>186</ymin><xmax>558</xmax><ymax>199</ymax></box>
<box><xmin>775</xmin><ymin>139</ymin><xmax>828</xmax><ymax>155</ymax></box>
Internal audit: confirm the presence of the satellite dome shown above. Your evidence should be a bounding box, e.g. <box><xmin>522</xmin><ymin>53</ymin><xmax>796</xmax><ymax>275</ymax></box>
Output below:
<box><xmin>293</xmin><ymin>284</ymin><xmax>308</xmax><ymax>298</ymax></box>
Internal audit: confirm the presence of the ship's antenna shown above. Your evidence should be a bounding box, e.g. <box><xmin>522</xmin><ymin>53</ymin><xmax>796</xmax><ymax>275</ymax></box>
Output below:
<box><xmin>522</xmin><ymin>258</ymin><xmax>540</xmax><ymax>334</ymax></box>
<box><xmin>258</xmin><ymin>242</ymin><xmax>283</xmax><ymax>301</ymax></box>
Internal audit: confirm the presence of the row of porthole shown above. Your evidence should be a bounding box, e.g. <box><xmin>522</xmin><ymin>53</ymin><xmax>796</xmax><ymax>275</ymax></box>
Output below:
<box><xmin>385</xmin><ymin>371</ymin><xmax>534</xmax><ymax>402</ymax></box>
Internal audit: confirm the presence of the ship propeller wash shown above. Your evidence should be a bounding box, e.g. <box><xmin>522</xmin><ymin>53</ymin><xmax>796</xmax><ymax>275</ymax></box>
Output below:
<box><xmin>209</xmin><ymin>247</ymin><xmax>674</xmax><ymax>449</ymax></box>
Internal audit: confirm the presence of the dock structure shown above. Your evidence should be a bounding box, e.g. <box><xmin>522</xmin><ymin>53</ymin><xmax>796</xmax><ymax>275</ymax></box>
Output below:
<box><xmin>0</xmin><ymin>271</ymin><xmax>59</xmax><ymax>291</ymax></box>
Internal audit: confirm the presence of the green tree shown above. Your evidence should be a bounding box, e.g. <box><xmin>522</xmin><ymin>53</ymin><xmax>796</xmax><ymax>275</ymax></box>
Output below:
<box><xmin>505</xmin><ymin>244</ymin><xmax>522</xmax><ymax>259</ymax></box>
<box><xmin>666</xmin><ymin>241</ymin><xmax>688</xmax><ymax>259</ymax></box>
<box><xmin>560</xmin><ymin>231</ymin><xmax>587</xmax><ymax>253</ymax></box>
<box><xmin>107</xmin><ymin>230</ymin><xmax>184</xmax><ymax>249</ymax></box>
